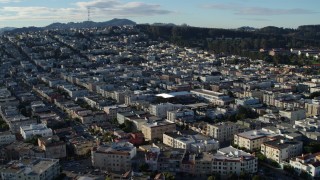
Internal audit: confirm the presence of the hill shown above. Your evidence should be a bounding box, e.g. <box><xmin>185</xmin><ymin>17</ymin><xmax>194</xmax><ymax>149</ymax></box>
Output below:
<box><xmin>5</xmin><ymin>18</ymin><xmax>136</xmax><ymax>34</ymax></box>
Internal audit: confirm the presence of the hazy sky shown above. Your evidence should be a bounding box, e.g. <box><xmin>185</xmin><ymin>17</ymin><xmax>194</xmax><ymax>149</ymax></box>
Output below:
<box><xmin>0</xmin><ymin>0</ymin><xmax>319</xmax><ymax>28</ymax></box>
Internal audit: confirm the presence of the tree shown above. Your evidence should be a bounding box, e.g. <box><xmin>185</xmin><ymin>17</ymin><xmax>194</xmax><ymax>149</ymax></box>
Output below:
<box><xmin>300</xmin><ymin>170</ymin><xmax>312</xmax><ymax>180</ymax></box>
<box><xmin>139</xmin><ymin>163</ymin><xmax>149</xmax><ymax>172</ymax></box>
<box><xmin>252</xmin><ymin>175</ymin><xmax>261</xmax><ymax>180</ymax></box>
<box><xmin>308</xmin><ymin>91</ymin><xmax>320</xmax><ymax>99</ymax></box>
<box><xmin>303</xmin><ymin>141</ymin><xmax>320</xmax><ymax>153</ymax></box>
<box><xmin>120</xmin><ymin>120</ymin><xmax>135</xmax><ymax>133</ymax></box>
<box><xmin>163</xmin><ymin>172</ymin><xmax>175</xmax><ymax>180</ymax></box>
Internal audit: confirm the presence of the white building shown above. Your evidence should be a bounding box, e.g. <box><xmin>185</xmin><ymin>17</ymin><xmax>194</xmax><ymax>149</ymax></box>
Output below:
<box><xmin>211</xmin><ymin>146</ymin><xmax>258</xmax><ymax>176</ymax></box>
<box><xmin>191</xmin><ymin>89</ymin><xmax>233</xmax><ymax>106</ymax></box>
<box><xmin>235</xmin><ymin>97</ymin><xmax>262</xmax><ymax>108</ymax></box>
<box><xmin>0</xmin><ymin>131</ymin><xmax>16</xmax><ymax>146</ymax></box>
<box><xmin>0</xmin><ymin>158</ymin><xmax>60</xmax><ymax>180</ymax></box>
<box><xmin>167</xmin><ymin>109</ymin><xmax>194</xmax><ymax>122</ymax></box>
<box><xmin>91</xmin><ymin>142</ymin><xmax>137</xmax><ymax>172</ymax></box>
<box><xmin>20</xmin><ymin>124</ymin><xmax>53</xmax><ymax>140</ymax></box>
<box><xmin>290</xmin><ymin>153</ymin><xmax>320</xmax><ymax>178</ymax></box>
<box><xmin>279</xmin><ymin>108</ymin><xmax>306</xmax><ymax>121</ymax></box>
<box><xmin>149</xmin><ymin>103</ymin><xmax>184</xmax><ymax>118</ymax></box>
<box><xmin>163</xmin><ymin>132</ymin><xmax>219</xmax><ymax>153</ymax></box>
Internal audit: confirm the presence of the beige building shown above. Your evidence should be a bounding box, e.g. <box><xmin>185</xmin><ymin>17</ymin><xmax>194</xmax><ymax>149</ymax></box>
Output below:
<box><xmin>91</xmin><ymin>142</ymin><xmax>136</xmax><ymax>172</ymax></box>
<box><xmin>207</xmin><ymin>121</ymin><xmax>238</xmax><ymax>142</ymax></box>
<box><xmin>141</xmin><ymin>120</ymin><xmax>176</xmax><ymax>141</ymax></box>
<box><xmin>234</xmin><ymin>129</ymin><xmax>275</xmax><ymax>151</ymax></box>
<box><xmin>104</xmin><ymin>105</ymin><xmax>131</xmax><ymax>120</ymax></box>
<box><xmin>261</xmin><ymin>137</ymin><xmax>303</xmax><ymax>163</ymax></box>
<box><xmin>69</xmin><ymin>136</ymin><xmax>96</xmax><ymax>156</ymax></box>
<box><xmin>305</xmin><ymin>99</ymin><xmax>320</xmax><ymax>117</ymax></box>
<box><xmin>38</xmin><ymin>136</ymin><xmax>66</xmax><ymax>159</ymax></box>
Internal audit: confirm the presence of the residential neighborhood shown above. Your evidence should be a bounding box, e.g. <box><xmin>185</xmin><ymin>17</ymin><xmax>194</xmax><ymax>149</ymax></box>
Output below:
<box><xmin>1</xmin><ymin>24</ymin><xmax>320</xmax><ymax>180</ymax></box>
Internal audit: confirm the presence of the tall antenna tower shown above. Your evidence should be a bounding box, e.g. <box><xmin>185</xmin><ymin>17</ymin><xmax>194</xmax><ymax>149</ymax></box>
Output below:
<box><xmin>87</xmin><ymin>7</ymin><xmax>91</xmax><ymax>21</ymax></box>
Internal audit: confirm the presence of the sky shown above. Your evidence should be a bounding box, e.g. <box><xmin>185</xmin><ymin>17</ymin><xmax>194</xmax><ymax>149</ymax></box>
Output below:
<box><xmin>0</xmin><ymin>0</ymin><xmax>319</xmax><ymax>29</ymax></box>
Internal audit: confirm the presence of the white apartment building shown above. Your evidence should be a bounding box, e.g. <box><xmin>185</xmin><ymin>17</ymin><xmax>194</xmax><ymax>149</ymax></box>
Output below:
<box><xmin>149</xmin><ymin>103</ymin><xmax>184</xmax><ymax>118</ymax></box>
<box><xmin>261</xmin><ymin>137</ymin><xmax>303</xmax><ymax>163</ymax></box>
<box><xmin>91</xmin><ymin>142</ymin><xmax>137</xmax><ymax>172</ymax></box>
<box><xmin>211</xmin><ymin>146</ymin><xmax>258</xmax><ymax>176</ymax></box>
<box><xmin>0</xmin><ymin>158</ymin><xmax>60</xmax><ymax>180</ymax></box>
<box><xmin>207</xmin><ymin>121</ymin><xmax>239</xmax><ymax>142</ymax></box>
<box><xmin>0</xmin><ymin>131</ymin><xmax>16</xmax><ymax>146</ymax></box>
<box><xmin>167</xmin><ymin>109</ymin><xmax>194</xmax><ymax>122</ymax></box>
<box><xmin>290</xmin><ymin>153</ymin><xmax>320</xmax><ymax>178</ymax></box>
<box><xmin>234</xmin><ymin>129</ymin><xmax>276</xmax><ymax>151</ymax></box>
<box><xmin>20</xmin><ymin>124</ymin><xmax>53</xmax><ymax>140</ymax></box>
<box><xmin>191</xmin><ymin>89</ymin><xmax>233</xmax><ymax>106</ymax></box>
<box><xmin>163</xmin><ymin>132</ymin><xmax>219</xmax><ymax>153</ymax></box>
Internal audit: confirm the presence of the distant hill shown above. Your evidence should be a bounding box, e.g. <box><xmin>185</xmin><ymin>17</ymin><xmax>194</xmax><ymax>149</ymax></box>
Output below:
<box><xmin>46</xmin><ymin>18</ymin><xmax>136</xmax><ymax>29</ymax></box>
<box><xmin>0</xmin><ymin>27</ymin><xmax>16</xmax><ymax>34</ymax></box>
<box><xmin>5</xmin><ymin>18</ymin><xmax>136</xmax><ymax>34</ymax></box>
<box><xmin>237</xmin><ymin>26</ymin><xmax>257</xmax><ymax>32</ymax></box>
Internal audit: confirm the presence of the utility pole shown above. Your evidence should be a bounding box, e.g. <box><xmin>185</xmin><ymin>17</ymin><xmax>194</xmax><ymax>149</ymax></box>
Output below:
<box><xmin>87</xmin><ymin>7</ymin><xmax>91</xmax><ymax>21</ymax></box>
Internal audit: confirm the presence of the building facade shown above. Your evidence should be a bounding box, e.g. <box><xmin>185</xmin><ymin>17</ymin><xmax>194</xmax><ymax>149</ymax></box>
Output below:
<box><xmin>261</xmin><ymin>137</ymin><xmax>303</xmax><ymax>163</ymax></box>
<box><xmin>20</xmin><ymin>124</ymin><xmax>53</xmax><ymax>140</ymax></box>
<box><xmin>141</xmin><ymin>121</ymin><xmax>176</xmax><ymax>141</ymax></box>
<box><xmin>0</xmin><ymin>158</ymin><xmax>60</xmax><ymax>180</ymax></box>
<box><xmin>207</xmin><ymin>122</ymin><xmax>238</xmax><ymax>142</ymax></box>
<box><xmin>234</xmin><ymin>129</ymin><xmax>275</xmax><ymax>151</ymax></box>
<box><xmin>91</xmin><ymin>142</ymin><xmax>137</xmax><ymax>172</ymax></box>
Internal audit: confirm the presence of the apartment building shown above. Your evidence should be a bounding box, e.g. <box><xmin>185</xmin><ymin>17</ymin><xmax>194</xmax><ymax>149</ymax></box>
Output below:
<box><xmin>261</xmin><ymin>137</ymin><xmax>303</xmax><ymax>163</ymax></box>
<box><xmin>149</xmin><ymin>103</ymin><xmax>184</xmax><ymax>118</ymax></box>
<box><xmin>290</xmin><ymin>153</ymin><xmax>320</xmax><ymax>178</ymax></box>
<box><xmin>38</xmin><ymin>136</ymin><xmax>66</xmax><ymax>159</ymax></box>
<box><xmin>207</xmin><ymin>121</ymin><xmax>238</xmax><ymax>142</ymax></box>
<box><xmin>304</xmin><ymin>99</ymin><xmax>320</xmax><ymax>117</ymax></box>
<box><xmin>163</xmin><ymin>132</ymin><xmax>219</xmax><ymax>153</ymax></box>
<box><xmin>279</xmin><ymin>108</ymin><xmax>306</xmax><ymax>121</ymax></box>
<box><xmin>0</xmin><ymin>106</ymin><xmax>36</xmax><ymax>133</ymax></box>
<box><xmin>211</xmin><ymin>146</ymin><xmax>258</xmax><ymax>176</ymax></box>
<box><xmin>104</xmin><ymin>105</ymin><xmax>131</xmax><ymax>120</ymax></box>
<box><xmin>191</xmin><ymin>89</ymin><xmax>233</xmax><ymax>106</ymax></box>
<box><xmin>20</xmin><ymin>124</ymin><xmax>53</xmax><ymax>140</ymax></box>
<box><xmin>0</xmin><ymin>158</ymin><xmax>60</xmax><ymax>180</ymax></box>
<box><xmin>141</xmin><ymin>120</ymin><xmax>176</xmax><ymax>141</ymax></box>
<box><xmin>234</xmin><ymin>129</ymin><xmax>275</xmax><ymax>151</ymax></box>
<box><xmin>167</xmin><ymin>109</ymin><xmax>194</xmax><ymax>122</ymax></box>
<box><xmin>69</xmin><ymin>136</ymin><xmax>96</xmax><ymax>156</ymax></box>
<box><xmin>91</xmin><ymin>142</ymin><xmax>136</xmax><ymax>172</ymax></box>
